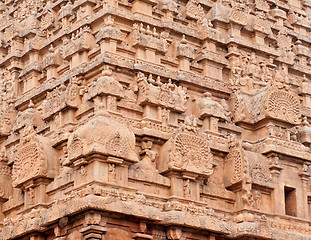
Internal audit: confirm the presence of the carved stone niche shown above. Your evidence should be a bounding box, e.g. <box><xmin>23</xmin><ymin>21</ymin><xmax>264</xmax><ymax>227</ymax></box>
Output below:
<box><xmin>199</xmin><ymin>92</ymin><xmax>231</xmax><ymax>132</ymax></box>
<box><xmin>253</xmin><ymin>13</ymin><xmax>272</xmax><ymax>45</ymax></box>
<box><xmin>177</xmin><ymin>35</ymin><xmax>195</xmax><ymax>71</ymax></box>
<box><xmin>137</xmin><ymin>72</ymin><xmax>188</xmax><ymax>123</ymax></box>
<box><xmin>228</xmin><ymin>5</ymin><xmax>248</xmax><ymax>37</ymax></box>
<box><xmin>224</xmin><ymin>135</ymin><xmax>246</xmax><ymax>189</ymax></box>
<box><xmin>297</xmin><ymin>117</ymin><xmax>311</xmax><ymax>146</ymax></box>
<box><xmin>159</xmin><ymin>125</ymin><xmax>214</xmax><ymax>176</ymax></box>
<box><xmin>0</xmin><ymin>103</ymin><xmax>17</xmax><ymax>137</ymax></box>
<box><xmin>60</xmin><ymin>25</ymin><xmax>96</xmax><ymax>68</ymax></box>
<box><xmin>0</xmin><ymin>152</ymin><xmax>12</xmax><ymax>201</ymax></box>
<box><xmin>12</xmin><ymin>124</ymin><xmax>57</xmax><ymax>188</ymax></box>
<box><xmin>58</xmin><ymin>1</ymin><xmax>74</xmax><ymax>28</ymax></box>
<box><xmin>96</xmin><ymin>15</ymin><xmax>122</xmax><ymax>54</ymax></box>
<box><xmin>73</xmin><ymin>0</ymin><xmax>96</xmax><ymax>23</ymax></box>
<box><xmin>13</xmin><ymin>101</ymin><xmax>44</xmax><ymax>132</ymax></box>
<box><xmin>67</xmin><ymin>110</ymin><xmax>138</xmax><ymax>162</ymax></box>
<box><xmin>66</xmin><ymin>108</ymin><xmax>138</xmax><ymax>185</ymax></box>
<box><xmin>158</xmin><ymin>116</ymin><xmax>214</xmax><ymax>199</ymax></box>
<box><xmin>231</xmin><ymin>85</ymin><xmax>301</xmax><ymax>125</ymax></box>
<box><xmin>42</xmin><ymin>45</ymin><xmax>61</xmax><ymax>80</ymax></box>
<box><xmin>131</xmin><ymin>23</ymin><xmax>169</xmax><ymax>63</ymax></box>
<box><xmin>41</xmin><ymin>78</ymin><xmax>80</xmax><ymax>120</ymax></box>
<box><xmin>87</xmin><ymin>67</ymin><xmax>124</xmax><ymax>113</ymax></box>
<box><xmin>157</xmin><ymin>0</ymin><xmax>178</xmax><ymax>21</ymax></box>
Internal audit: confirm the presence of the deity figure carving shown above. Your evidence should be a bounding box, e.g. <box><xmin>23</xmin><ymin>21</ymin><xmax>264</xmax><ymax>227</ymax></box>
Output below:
<box><xmin>137</xmin><ymin>72</ymin><xmax>189</xmax><ymax>113</ymax></box>
<box><xmin>132</xmin><ymin>23</ymin><xmax>169</xmax><ymax>54</ymax></box>
<box><xmin>229</xmin><ymin>52</ymin><xmax>273</xmax><ymax>91</ymax></box>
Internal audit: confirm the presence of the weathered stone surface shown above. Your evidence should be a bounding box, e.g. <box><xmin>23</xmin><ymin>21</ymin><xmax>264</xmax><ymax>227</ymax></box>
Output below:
<box><xmin>0</xmin><ymin>0</ymin><xmax>311</xmax><ymax>239</ymax></box>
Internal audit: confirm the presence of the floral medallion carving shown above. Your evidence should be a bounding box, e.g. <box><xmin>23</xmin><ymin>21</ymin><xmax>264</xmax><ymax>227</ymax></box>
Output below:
<box><xmin>265</xmin><ymin>88</ymin><xmax>301</xmax><ymax>124</ymax></box>
<box><xmin>224</xmin><ymin>135</ymin><xmax>247</xmax><ymax>188</ymax></box>
<box><xmin>12</xmin><ymin>125</ymin><xmax>56</xmax><ymax>187</ymax></box>
<box><xmin>158</xmin><ymin>116</ymin><xmax>214</xmax><ymax>177</ymax></box>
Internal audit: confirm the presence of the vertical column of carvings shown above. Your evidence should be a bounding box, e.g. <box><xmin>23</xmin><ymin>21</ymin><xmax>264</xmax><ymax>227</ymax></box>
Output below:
<box><xmin>299</xmin><ymin>164</ymin><xmax>311</xmax><ymax>219</ymax></box>
<box><xmin>268</xmin><ymin>154</ymin><xmax>283</xmax><ymax>215</ymax></box>
<box><xmin>158</xmin><ymin>116</ymin><xmax>215</xmax><ymax>200</ymax></box>
<box><xmin>65</xmin><ymin>107</ymin><xmax>139</xmax><ymax>188</ymax></box>
<box><xmin>0</xmin><ymin>152</ymin><xmax>11</xmax><ymax>221</ymax></box>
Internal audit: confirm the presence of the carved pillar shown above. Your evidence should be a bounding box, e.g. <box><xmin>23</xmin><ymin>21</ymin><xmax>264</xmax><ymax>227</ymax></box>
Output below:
<box><xmin>145</xmin><ymin>47</ymin><xmax>156</xmax><ymax>63</ymax></box>
<box><xmin>254</xmin><ymin>30</ymin><xmax>267</xmax><ymax>45</ymax></box>
<box><xmin>43</xmin><ymin>45</ymin><xmax>60</xmax><ymax>80</ymax></box>
<box><xmin>208</xmin><ymin>235</ymin><xmax>216</xmax><ymax>240</ymax></box>
<box><xmin>96</xmin><ymin>15</ymin><xmax>122</xmax><ymax>54</ymax></box>
<box><xmin>79</xmin><ymin>212</ymin><xmax>106</xmax><ymax>240</ymax></box>
<box><xmin>142</xmin><ymin>104</ymin><xmax>153</xmax><ymax>120</ymax></box>
<box><xmin>202</xmin><ymin>60</ymin><xmax>224</xmax><ymax>81</ymax></box>
<box><xmin>131</xmin><ymin>0</ymin><xmax>156</xmax><ymax>16</ymax></box>
<box><xmin>299</xmin><ymin>164</ymin><xmax>310</xmax><ymax>219</ymax></box>
<box><xmin>0</xmin><ymin>153</ymin><xmax>11</xmax><ymax>203</ymax></box>
<box><xmin>167</xmin><ymin>172</ymin><xmax>184</xmax><ymax>197</ymax></box>
<box><xmin>229</xmin><ymin>22</ymin><xmax>242</xmax><ymax>37</ymax></box>
<box><xmin>177</xmin><ymin>35</ymin><xmax>194</xmax><ymax>71</ymax></box>
<box><xmin>268</xmin><ymin>153</ymin><xmax>283</xmax><ymax>214</ymax></box>
<box><xmin>29</xmin><ymin>234</ymin><xmax>45</xmax><ymax>240</ymax></box>
<box><xmin>158</xmin><ymin>116</ymin><xmax>214</xmax><ymax>200</ymax></box>
<box><xmin>272</xmin><ymin>7</ymin><xmax>286</xmax><ymax>26</ymax></box>
<box><xmin>73</xmin><ymin>0</ymin><xmax>96</xmax><ymax>23</ymax></box>
<box><xmin>300</xmin><ymin>77</ymin><xmax>311</xmax><ymax>106</ymax></box>
<box><xmin>202</xmin><ymin>116</ymin><xmax>219</xmax><ymax>132</ymax></box>
<box><xmin>200</xmin><ymin>40</ymin><xmax>225</xmax><ymax>80</ymax></box>
<box><xmin>167</xmin><ymin>227</ymin><xmax>183</xmax><ymax>240</ymax></box>
<box><xmin>133</xmin><ymin>221</ymin><xmax>153</xmax><ymax>240</ymax></box>
<box><xmin>105</xmin><ymin>95</ymin><xmax>116</xmax><ymax>112</ymax></box>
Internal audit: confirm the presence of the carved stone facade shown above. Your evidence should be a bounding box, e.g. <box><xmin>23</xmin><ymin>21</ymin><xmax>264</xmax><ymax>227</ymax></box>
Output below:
<box><xmin>1</xmin><ymin>0</ymin><xmax>311</xmax><ymax>239</ymax></box>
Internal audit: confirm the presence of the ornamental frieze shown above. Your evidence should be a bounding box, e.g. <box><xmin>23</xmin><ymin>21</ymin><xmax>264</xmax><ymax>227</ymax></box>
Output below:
<box><xmin>231</xmin><ymin>85</ymin><xmax>301</xmax><ymax>125</ymax></box>
<box><xmin>60</xmin><ymin>26</ymin><xmax>95</xmax><ymax>60</ymax></box>
<box><xmin>41</xmin><ymin>78</ymin><xmax>80</xmax><ymax>119</ymax></box>
<box><xmin>137</xmin><ymin>72</ymin><xmax>188</xmax><ymax>113</ymax></box>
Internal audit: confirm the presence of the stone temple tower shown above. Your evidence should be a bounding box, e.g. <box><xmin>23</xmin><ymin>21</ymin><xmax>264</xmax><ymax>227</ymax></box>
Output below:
<box><xmin>1</xmin><ymin>0</ymin><xmax>311</xmax><ymax>239</ymax></box>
